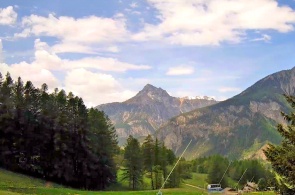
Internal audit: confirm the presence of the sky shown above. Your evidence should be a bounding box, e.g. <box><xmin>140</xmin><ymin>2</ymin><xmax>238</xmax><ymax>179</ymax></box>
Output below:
<box><xmin>1</xmin><ymin>0</ymin><xmax>295</xmax><ymax>107</ymax></box>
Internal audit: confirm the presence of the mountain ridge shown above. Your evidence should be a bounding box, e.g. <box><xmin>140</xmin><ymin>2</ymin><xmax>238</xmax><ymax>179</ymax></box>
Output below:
<box><xmin>96</xmin><ymin>84</ymin><xmax>218</xmax><ymax>145</ymax></box>
<box><xmin>156</xmin><ymin>67</ymin><xmax>295</xmax><ymax>159</ymax></box>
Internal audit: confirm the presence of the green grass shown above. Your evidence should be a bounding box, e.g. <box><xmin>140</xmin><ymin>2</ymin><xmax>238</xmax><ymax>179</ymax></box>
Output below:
<box><xmin>0</xmin><ymin>168</ymin><xmax>276</xmax><ymax>195</ymax></box>
<box><xmin>0</xmin><ymin>190</ymin><xmax>22</xmax><ymax>195</ymax></box>
<box><xmin>0</xmin><ymin>168</ymin><xmax>55</xmax><ymax>188</ymax></box>
<box><xmin>184</xmin><ymin>173</ymin><xmax>207</xmax><ymax>189</ymax></box>
<box><xmin>111</xmin><ymin>168</ymin><xmax>152</xmax><ymax>190</ymax></box>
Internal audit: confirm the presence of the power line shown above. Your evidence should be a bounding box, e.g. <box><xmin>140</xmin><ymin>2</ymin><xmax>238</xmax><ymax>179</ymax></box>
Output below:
<box><xmin>218</xmin><ymin>161</ymin><xmax>231</xmax><ymax>185</ymax></box>
<box><xmin>157</xmin><ymin>139</ymin><xmax>192</xmax><ymax>195</ymax></box>
<box><xmin>235</xmin><ymin>168</ymin><xmax>248</xmax><ymax>190</ymax></box>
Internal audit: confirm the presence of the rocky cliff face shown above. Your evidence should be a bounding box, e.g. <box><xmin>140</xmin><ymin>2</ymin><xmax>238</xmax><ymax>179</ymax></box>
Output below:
<box><xmin>96</xmin><ymin>84</ymin><xmax>218</xmax><ymax>145</ymax></box>
<box><xmin>157</xmin><ymin>67</ymin><xmax>295</xmax><ymax>159</ymax></box>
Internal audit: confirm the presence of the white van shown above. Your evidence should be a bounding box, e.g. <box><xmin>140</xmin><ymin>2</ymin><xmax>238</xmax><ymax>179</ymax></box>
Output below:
<box><xmin>207</xmin><ymin>184</ymin><xmax>223</xmax><ymax>193</ymax></box>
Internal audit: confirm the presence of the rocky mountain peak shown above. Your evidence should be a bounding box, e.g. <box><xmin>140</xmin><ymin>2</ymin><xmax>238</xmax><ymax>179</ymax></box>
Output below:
<box><xmin>96</xmin><ymin>84</ymin><xmax>218</xmax><ymax>145</ymax></box>
<box><xmin>142</xmin><ymin>84</ymin><xmax>158</xmax><ymax>91</ymax></box>
<box><xmin>140</xmin><ymin>84</ymin><xmax>169</xmax><ymax>96</ymax></box>
<box><xmin>126</xmin><ymin>84</ymin><xmax>171</xmax><ymax>104</ymax></box>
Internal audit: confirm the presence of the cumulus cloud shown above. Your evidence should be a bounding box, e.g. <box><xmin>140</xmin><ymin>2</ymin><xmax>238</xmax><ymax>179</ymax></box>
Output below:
<box><xmin>0</xmin><ymin>63</ymin><xmax>10</xmax><ymax>75</ymax></box>
<box><xmin>0</xmin><ymin>61</ymin><xmax>59</xmax><ymax>89</ymax></box>
<box><xmin>0</xmin><ymin>40</ymin><xmax>59</xmax><ymax>89</ymax></box>
<box><xmin>11</xmin><ymin>63</ymin><xmax>59</xmax><ymax>88</ymax></box>
<box><xmin>15</xmin><ymin>14</ymin><xmax>128</xmax><ymax>54</ymax></box>
<box><xmin>166</xmin><ymin>65</ymin><xmax>195</xmax><ymax>75</ymax></box>
<box><xmin>0</xmin><ymin>39</ymin><xmax>59</xmax><ymax>88</ymax></box>
<box><xmin>133</xmin><ymin>0</ymin><xmax>295</xmax><ymax>45</ymax></box>
<box><xmin>16</xmin><ymin>14</ymin><xmax>128</xmax><ymax>42</ymax></box>
<box><xmin>65</xmin><ymin>68</ymin><xmax>136</xmax><ymax>106</ymax></box>
<box><xmin>51</xmin><ymin>42</ymin><xmax>97</xmax><ymax>54</ymax></box>
<box><xmin>31</xmin><ymin>39</ymin><xmax>151</xmax><ymax>72</ymax></box>
<box><xmin>0</xmin><ymin>39</ymin><xmax>150</xmax><ymax>106</ymax></box>
<box><xmin>0</xmin><ymin>6</ymin><xmax>17</xmax><ymax>25</ymax></box>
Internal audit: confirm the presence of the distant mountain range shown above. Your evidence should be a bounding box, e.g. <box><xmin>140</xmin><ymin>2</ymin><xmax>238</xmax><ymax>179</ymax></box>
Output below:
<box><xmin>96</xmin><ymin>67</ymin><xmax>295</xmax><ymax>160</ymax></box>
<box><xmin>157</xmin><ymin>67</ymin><xmax>295</xmax><ymax>159</ymax></box>
<box><xmin>96</xmin><ymin>84</ymin><xmax>218</xmax><ymax>145</ymax></box>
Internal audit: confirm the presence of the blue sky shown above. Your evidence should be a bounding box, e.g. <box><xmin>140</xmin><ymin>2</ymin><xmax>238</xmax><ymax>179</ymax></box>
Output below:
<box><xmin>1</xmin><ymin>0</ymin><xmax>295</xmax><ymax>106</ymax></box>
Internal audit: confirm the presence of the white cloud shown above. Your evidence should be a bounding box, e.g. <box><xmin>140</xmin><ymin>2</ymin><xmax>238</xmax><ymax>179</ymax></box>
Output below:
<box><xmin>51</xmin><ymin>42</ymin><xmax>98</xmax><ymax>54</ymax></box>
<box><xmin>0</xmin><ymin>40</ymin><xmax>58</xmax><ymax>88</ymax></box>
<box><xmin>31</xmin><ymin>39</ymin><xmax>151</xmax><ymax>72</ymax></box>
<box><xmin>65</xmin><ymin>68</ymin><xmax>136</xmax><ymax>106</ymax></box>
<box><xmin>65</xmin><ymin>57</ymin><xmax>151</xmax><ymax>72</ymax></box>
<box><xmin>134</xmin><ymin>0</ymin><xmax>295</xmax><ymax>45</ymax></box>
<box><xmin>0</xmin><ymin>39</ymin><xmax>151</xmax><ymax>106</ymax></box>
<box><xmin>16</xmin><ymin>14</ymin><xmax>128</xmax><ymax>42</ymax></box>
<box><xmin>0</xmin><ymin>6</ymin><xmax>17</xmax><ymax>25</ymax></box>
<box><xmin>0</xmin><ymin>39</ymin><xmax>59</xmax><ymax>89</ymax></box>
<box><xmin>0</xmin><ymin>61</ymin><xmax>59</xmax><ymax>89</ymax></box>
<box><xmin>218</xmin><ymin>87</ymin><xmax>241</xmax><ymax>93</ymax></box>
<box><xmin>166</xmin><ymin>65</ymin><xmax>194</xmax><ymax>75</ymax></box>
<box><xmin>0</xmin><ymin>63</ymin><xmax>10</xmax><ymax>75</ymax></box>
<box><xmin>11</xmin><ymin>62</ymin><xmax>59</xmax><ymax>88</ymax></box>
<box><xmin>15</xmin><ymin>14</ymin><xmax>129</xmax><ymax>54</ymax></box>
<box><xmin>51</xmin><ymin>42</ymin><xmax>120</xmax><ymax>54</ymax></box>
<box><xmin>251</xmin><ymin>34</ymin><xmax>271</xmax><ymax>42</ymax></box>
<box><xmin>130</xmin><ymin>2</ymin><xmax>138</xmax><ymax>8</ymax></box>
<box><xmin>106</xmin><ymin>46</ymin><xmax>120</xmax><ymax>53</ymax></box>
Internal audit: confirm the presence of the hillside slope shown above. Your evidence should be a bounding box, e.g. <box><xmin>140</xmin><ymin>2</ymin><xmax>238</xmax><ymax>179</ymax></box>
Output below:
<box><xmin>157</xmin><ymin>67</ymin><xmax>295</xmax><ymax>159</ymax></box>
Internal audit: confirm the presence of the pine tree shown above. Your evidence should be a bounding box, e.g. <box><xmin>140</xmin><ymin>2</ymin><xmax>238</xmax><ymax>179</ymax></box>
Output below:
<box><xmin>207</xmin><ymin>155</ymin><xmax>228</xmax><ymax>188</ymax></box>
<box><xmin>142</xmin><ymin>135</ymin><xmax>155</xmax><ymax>189</ymax></box>
<box><xmin>160</xmin><ymin>143</ymin><xmax>168</xmax><ymax>181</ymax></box>
<box><xmin>153</xmin><ymin>138</ymin><xmax>162</xmax><ymax>189</ymax></box>
<box><xmin>0</xmin><ymin>73</ymin><xmax>15</xmax><ymax>169</ymax></box>
<box><xmin>264</xmin><ymin>95</ymin><xmax>295</xmax><ymax>194</ymax></box>
<box><xmin>122</xmin><ymin>135</ymin><xmax>143</xmax><ymax>190</ymax></box>
<box><xmin>13</xmin><ymin>77</ymin><xmax>26</xmax><ymax>171</ymax></box>
<box><xmin>166</xmin><ymin>163</ymin><xmax>181</xmax><ymax>188</ymax></box>
<box><xmin>87</xmin><ymin>108</ymin><xmax>118</xmax><ymax>189</ymax></box>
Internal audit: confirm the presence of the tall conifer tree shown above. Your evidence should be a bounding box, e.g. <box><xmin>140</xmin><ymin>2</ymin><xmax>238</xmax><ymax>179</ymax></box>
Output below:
<box><xmin>264</xmin><ymin>95</ymin><xmax>295</xmax><ymax>194</ymax></box>
<box><xmin>122</xmin><ymin>135</ymin><xmax>143</xmax><ymax>190</ymax></box>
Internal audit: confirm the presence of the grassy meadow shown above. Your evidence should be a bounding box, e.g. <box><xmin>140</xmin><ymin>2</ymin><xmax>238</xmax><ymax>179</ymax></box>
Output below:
<box><xmin>0</xmin><ymin>168</ymin><xmax>276</xmax><ymax>195</ymax></box>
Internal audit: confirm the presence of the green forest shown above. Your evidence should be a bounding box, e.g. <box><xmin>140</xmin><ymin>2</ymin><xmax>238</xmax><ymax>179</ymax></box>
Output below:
<box><xmin>0</xmin><ymin>72</ymin><xmax>118</xmax><ymax>190</ymax></box>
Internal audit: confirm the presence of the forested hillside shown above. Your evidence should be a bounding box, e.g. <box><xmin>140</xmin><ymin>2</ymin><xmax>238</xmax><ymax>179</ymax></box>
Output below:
<box><xmin>0</xmin><ymin>72</ymin><xmax>118</xmax><ymax>190</ymax></box>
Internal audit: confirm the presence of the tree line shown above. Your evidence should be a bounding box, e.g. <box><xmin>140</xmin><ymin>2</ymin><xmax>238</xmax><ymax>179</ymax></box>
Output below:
<box><xmin>192</xmin><ymin>155</ymin><xmax>276</xmax><ymax>190</ymax></box>
<box><xmin>0</xmin><ymin>72</ymin><xmax>118</xmax><ymax>190</ymax></box>
<box><xmin>121</xmin><ymin>135</ymin><xmax>190</xmax><ymax>190</ymax></box>
<box><xmin>121</xmin><ymin>134</ymin><xmax>277</xmax><ymax>192</ymax></box>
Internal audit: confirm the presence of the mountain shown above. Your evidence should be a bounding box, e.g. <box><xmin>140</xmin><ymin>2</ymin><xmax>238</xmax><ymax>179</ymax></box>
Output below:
<box><xmin>96</xmin><ymin>84</ymin><xmax>218</xmax><ymax>145</ymax></box>
<box><xmin>157</xmin><ymin>67</ymin><xmax>295</xmax><ymax>160</ymax></box>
